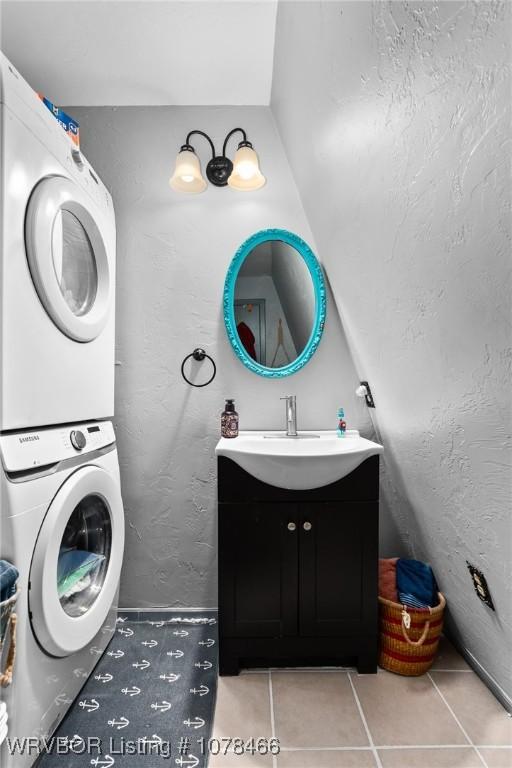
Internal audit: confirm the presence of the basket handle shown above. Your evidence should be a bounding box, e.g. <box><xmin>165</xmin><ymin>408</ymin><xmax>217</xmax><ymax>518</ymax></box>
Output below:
<box><xmin>0</xmin><ymin>612</ymin><xmax>17</xmax><ymax>687</ymax></box>
<box><xmin>401</xmin><ymin>606</ymin><xmax>432</xmax><ymax>647</ymax></box>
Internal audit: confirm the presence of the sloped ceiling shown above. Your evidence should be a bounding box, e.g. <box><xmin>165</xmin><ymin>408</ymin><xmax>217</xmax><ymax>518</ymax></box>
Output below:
<box><xmin>271</xmin><ymin>1</ymin><xmax>512</xmax><ymax>703</ymax></box>
<box><xmin>0</xmin><ymin>0</ymin><xmax>277</xmax><ymax>105</ymax></box>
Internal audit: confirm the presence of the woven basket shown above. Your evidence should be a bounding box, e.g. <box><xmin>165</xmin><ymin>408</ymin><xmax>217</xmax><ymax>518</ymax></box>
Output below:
<box><xmin>0</xmin><ymin>587</ymin><xmax>19</xmax><ymax>686</ymax></box>
<box><xmin>378</xmin><ymin>592</ymin><xmax>446</xmax><ymax>676</ymax></box>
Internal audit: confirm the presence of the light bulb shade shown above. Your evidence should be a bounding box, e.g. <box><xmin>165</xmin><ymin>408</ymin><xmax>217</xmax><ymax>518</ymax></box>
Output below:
<box><xmin>227</xmin><ymin>145</ymin><xmax>266</xmax><ymax>191</ymax></box>
<box><xmin>169</xmin><ymin>149</ymin><xmax>207</xmax><ymax>194</ymax></box>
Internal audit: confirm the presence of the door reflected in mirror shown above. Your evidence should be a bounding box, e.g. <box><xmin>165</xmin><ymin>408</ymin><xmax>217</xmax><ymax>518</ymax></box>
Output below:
<box><xmin>234</xmin><ymin>241</ymin><xmax>316</xmax><ymax>369</ymax></box>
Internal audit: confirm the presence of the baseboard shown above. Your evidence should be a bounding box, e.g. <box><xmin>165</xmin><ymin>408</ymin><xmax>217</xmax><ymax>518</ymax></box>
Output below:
<box><xmin>119</xmin><ymin>606</ymin><xmax>218</xmax><ymax>613</ymax></box>
<box><xmin>455</xmin><ymin>642</ymin><xmax>512</xmax><ymax>713</ymax></box>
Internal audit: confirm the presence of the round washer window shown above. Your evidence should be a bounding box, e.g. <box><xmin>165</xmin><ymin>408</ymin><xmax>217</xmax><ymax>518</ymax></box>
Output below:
<box><xmin>52</xmin><ymin>209</ymin><xmax>98</xmax><ymax>316</ymax></box>
<box><xmin>29</xmin><ymin>465</ymin><xmax>124</xmax><ymax>657</ymax></box>
<box><xmin>25</xmin><ymin>176</ymin><xmax>112</xmax><ymax>342</ymax></box>
<box><xmin>58</xmin><ymin>494</ymin><xmax>112</xmax><ymax>618</ymax></box>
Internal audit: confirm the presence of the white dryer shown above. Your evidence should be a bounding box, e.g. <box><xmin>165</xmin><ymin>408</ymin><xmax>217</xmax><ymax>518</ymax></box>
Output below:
<box><xmin>0</xmin><ymin>420</ymin><xmax>125</xmax><ymax>768</ymax></box>
<box><xmin>0</xmin><ymin>52</ymin><xmax>116</xmax><ymax>430</ymax></box>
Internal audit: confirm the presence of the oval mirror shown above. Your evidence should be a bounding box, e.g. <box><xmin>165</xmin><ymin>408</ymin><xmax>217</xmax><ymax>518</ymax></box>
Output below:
<box><xmin>223</xmin><ymin>229</ymin><xmax>326</xmax><ymax>377</ymax></box>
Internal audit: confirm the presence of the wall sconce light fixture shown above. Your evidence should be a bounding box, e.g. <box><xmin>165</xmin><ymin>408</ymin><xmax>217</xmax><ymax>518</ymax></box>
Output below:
<box><xmin>170</xmin><ymin>128</ymin><xmax>265</xmax><ymax>194</ymax></box>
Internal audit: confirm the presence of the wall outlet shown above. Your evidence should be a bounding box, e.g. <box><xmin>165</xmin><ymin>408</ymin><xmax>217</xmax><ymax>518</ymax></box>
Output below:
<box><xmin>359</xmin><ymin>380</ymin><xmax>375</xmax><ymax>408</ymax></box>
<box><xmin>467</xmin><ymin>562</ymin><xmax>495</xmax><ymax>610</ymax></box>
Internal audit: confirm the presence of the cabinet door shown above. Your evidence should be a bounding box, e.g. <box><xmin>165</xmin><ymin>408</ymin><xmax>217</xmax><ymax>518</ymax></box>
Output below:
<box><xmin>299</xmin><ymin>502</ymin><xmax>378</xmax><ymax>637</ymax></box>
<box><xmin>219</xmin><ymin>503</ymin><xmax>298</xmax><ymax>638</ymax></box>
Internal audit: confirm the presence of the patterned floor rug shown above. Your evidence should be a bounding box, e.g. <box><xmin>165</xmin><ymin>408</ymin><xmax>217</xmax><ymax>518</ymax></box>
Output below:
<box><xmin>38</xmin><ymin>611</ymin><xmax>218</xmax><ymax>768</ymax></box>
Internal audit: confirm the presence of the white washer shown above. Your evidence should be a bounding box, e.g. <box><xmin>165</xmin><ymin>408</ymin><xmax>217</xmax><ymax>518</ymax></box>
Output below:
<box><xmin>0</xmin><ymin>52</ymin><xmax>116</xmax><ymax>430</ymax></box>
<box><xmin>0</xmin><ymin>420</ymin><xmax>125</xmax><ymax>768</ymax></box>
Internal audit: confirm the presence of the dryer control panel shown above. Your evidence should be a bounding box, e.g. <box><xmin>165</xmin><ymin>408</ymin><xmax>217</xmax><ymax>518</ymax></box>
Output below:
<box><xmin>0</xmin><ymin>420</ymin><xmax>115</xmax><ymax>473</ymax></box>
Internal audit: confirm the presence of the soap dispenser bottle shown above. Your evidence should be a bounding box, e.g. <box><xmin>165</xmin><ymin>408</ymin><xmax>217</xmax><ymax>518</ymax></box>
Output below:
<box><xmin>221</xmin><ymin>399</ymin><xmax>239</xmax><ymax>438</ymax></box>
<box><xmin>337</xmin><ymin>407</ymin><xmax>346</xmax><ymax>437</ymax></box>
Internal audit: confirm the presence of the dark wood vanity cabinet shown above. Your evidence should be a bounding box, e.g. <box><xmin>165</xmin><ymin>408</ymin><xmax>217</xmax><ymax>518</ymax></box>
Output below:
<box><xmin>218</xmin><ymin>455</ymin><xmax>380</xmax><ymax>675</ymax></box>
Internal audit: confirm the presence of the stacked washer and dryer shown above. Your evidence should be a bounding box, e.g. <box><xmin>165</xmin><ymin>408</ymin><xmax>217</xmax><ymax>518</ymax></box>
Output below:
<box><xmin>0</xmin><ymin>53</ymin><xmax>125</xmax><ymax>767</ymax></box>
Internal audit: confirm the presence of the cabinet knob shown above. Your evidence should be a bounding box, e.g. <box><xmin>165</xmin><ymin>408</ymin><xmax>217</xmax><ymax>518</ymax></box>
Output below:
<box><xmin>303</xmin><ymin>521</ymin><xmax>312</xmax><ymax>531</ymax></box>
<box><xmin>287</xmin><ymin>522</ymin><xmax>296</xmax><ymax>532</ymax></box>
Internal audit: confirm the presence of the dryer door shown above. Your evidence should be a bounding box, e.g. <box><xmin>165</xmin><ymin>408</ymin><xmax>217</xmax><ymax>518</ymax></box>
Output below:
<box><xmin>30</xmin><ymin>465</ymin><xmax>124</xmax><ymax>657</ymax></box>
<box><xmin>25</xmin><ymin>176</ymin><xmax>111</xmax><ymax>342</ymax></box>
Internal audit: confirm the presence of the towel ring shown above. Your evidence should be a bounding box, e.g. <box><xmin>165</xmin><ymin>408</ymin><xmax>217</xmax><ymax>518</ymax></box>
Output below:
<box><xmin>181</xmin><ymin>348</ymin><xmax>217</xmax><ymax>388</ymax></box>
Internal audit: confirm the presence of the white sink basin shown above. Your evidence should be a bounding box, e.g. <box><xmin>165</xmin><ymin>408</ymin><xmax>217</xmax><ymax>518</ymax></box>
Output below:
<box><xmin>215</xmin><ymin>430</ymin><xmax>383</xmax><ymax>490</ymax></box>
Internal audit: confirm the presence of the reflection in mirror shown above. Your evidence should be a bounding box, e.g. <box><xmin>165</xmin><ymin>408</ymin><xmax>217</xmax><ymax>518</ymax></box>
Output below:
<box><xmin>234</xmin><ymin>241</ymin><xmax>316</xmax><ymax>369</ymax></box>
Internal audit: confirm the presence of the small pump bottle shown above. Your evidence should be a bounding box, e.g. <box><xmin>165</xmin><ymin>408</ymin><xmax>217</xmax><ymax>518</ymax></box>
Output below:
<box><xmin>337</xmin><ymin>407</ymin><xmax>346</xmax><ymax>437</ymax></box>
<box><xmin>221</xmin><ymin>399</ymin><xmax>239</xmax><ymax>438</ymax></box>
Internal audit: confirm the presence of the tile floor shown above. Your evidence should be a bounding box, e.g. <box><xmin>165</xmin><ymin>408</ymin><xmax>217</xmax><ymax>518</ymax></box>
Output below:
<box><xmin>209</xmin><ymin>638</ymin><xmax>512</xmax><ymax>768</ymax></box>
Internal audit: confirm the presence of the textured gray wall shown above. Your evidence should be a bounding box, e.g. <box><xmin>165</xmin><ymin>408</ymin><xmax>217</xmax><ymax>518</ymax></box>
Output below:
<box><xmin>272</xmin><ymin>1</ymin><xmax>512</xmax><ymax>702</ymax></box>
<box><xmin>70</xmin><ymin>105</ymin><xmax>374</xmax><ymax>610</ymax></box>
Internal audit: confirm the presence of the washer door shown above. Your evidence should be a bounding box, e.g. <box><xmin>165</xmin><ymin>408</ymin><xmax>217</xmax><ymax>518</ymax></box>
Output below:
<box><xmin>25</xmin><ymin>176</ymin><xmax>111</xmax><ymax>342</ymax></box>
<box><xmin>30</xmin><ymin>466</ymin><xmax>124</xmax><ymax>657</ymax></box>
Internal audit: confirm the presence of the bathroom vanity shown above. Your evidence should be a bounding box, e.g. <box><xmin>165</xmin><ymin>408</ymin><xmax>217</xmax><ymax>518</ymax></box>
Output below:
<box><xmin>219</xmin><ymin>229</ymin><xmax>382</xmax><ymax>675</ymax></box>
<box><xmin>216</xmin><ymin>431</ymin><xmax>382</xmax><ymax>675</ymax></box>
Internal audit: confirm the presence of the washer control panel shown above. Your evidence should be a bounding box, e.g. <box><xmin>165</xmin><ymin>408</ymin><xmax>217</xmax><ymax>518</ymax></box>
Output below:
<box><xmin>0</xmin><ymin>421</ymin><xmax>115</xmax><ymax>473</ymax></box>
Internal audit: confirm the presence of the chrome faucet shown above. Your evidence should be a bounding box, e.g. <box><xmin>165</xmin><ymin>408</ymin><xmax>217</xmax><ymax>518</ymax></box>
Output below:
<box><xmin>280</xmin><ymin>395</ymin><xmax>297</xmax><ymax>436</ymax></box>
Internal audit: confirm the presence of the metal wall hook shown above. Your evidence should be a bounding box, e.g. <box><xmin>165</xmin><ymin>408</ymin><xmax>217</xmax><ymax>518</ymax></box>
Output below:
<box><xmin>181</xmin><ymin>348</ymin><xmax>217</xmax><ymax>387</ymax></box>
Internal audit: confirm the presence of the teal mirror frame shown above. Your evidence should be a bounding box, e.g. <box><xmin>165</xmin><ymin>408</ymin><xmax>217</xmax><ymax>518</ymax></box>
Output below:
<box><xmin>223</xmin><ymin>228</ymin><xmax>327</xmax><ymax>378</ymax></box>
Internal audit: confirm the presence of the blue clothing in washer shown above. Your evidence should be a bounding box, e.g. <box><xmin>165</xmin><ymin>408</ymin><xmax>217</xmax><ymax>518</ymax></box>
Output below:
<box><xmin>0</xmin><ymin>560</ymin><xmax>18</xmax><ymax>602</ymax></box>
